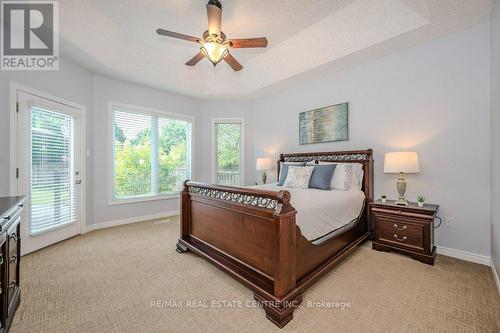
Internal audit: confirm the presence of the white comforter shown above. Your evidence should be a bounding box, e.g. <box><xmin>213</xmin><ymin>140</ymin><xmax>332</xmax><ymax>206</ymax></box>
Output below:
<box><xmin>252</xmin><ymin>183</ymin><xmax>365</xmax><ymax>241</ymax></box>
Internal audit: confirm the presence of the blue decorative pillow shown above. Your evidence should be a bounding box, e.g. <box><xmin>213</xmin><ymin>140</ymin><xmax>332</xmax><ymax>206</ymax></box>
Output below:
<box><xmin>308</xmin><ymin>164</ymin><xmax>337</xmax><ymax>190</ymax></box>
<box><xmin>278</xmin><ymin>162</ymin><xmax>306</xmax><ymax>186</ymax></box>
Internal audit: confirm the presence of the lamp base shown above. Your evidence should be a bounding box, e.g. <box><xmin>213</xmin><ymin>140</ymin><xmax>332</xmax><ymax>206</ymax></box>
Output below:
<box><xmin>262</xmin><ymin>171</ymin><xmax>267</xmax><ymax>184</ymax></box>
<box><xmin>396</xmin><ymin>173</ymin><xmax>408</xmax><ymax>206</ymax></box>
<box><xmin>395</xmin><ymin>198</ymin><xmax>409</xmax><ymax>206</ymax></box>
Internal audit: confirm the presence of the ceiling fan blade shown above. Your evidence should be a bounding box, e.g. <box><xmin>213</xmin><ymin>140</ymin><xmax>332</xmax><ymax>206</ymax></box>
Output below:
<box><xmin>206</xmin><ymin>0</ymin><xmax>222</xmax><ymax>38</ymax></box>
<box><xmin>224</xmin><ymin>53</ymin><xmax>243</xmax><ymax>71</ymax></box>
<box><xmin>156</xmin><ymin>29</ymin><xmax>200</xmax><ymax>43</ymax></box>
<box><xmin>229</xmin><ymin>37</ymin><xmax>268</xmax><ymax>48</ymax></box>
<box><xmin>185</xmin><ymin>51</ymin><xmax>205</xmax><ymax>66</ymax></box>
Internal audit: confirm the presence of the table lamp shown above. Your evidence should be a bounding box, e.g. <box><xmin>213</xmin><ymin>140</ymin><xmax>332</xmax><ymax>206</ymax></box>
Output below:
<box><xmin>384</xmin><ymin>152</ymin><xmax>420</xmax><ymax>206</ymax></box>
<box><xmin>256</xmin><ymin>157</ymin><xmax>272</xmax><ymax>184</ymax></box>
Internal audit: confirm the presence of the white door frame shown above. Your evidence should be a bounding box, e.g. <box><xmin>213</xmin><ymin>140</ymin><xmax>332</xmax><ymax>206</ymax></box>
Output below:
<box><xmin>211</xmin><ymin>118</ymin><xmax>245</xmax><ymax>185</ymax></box>
<box><xmin>9</xmin><ymin>82</ymin><xmax>86</xmax><ymax>253</ymax></box>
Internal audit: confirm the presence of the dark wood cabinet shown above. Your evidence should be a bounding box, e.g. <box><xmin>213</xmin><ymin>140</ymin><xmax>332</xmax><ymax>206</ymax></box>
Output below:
<box><xmin>370</xmin><ymin>200</ymin><xmax>439</xmax><ymax>265</ymax></box>
<box><xmin>0</xmin><ymin>197</ymin><xmax>25</xmax><ymax>332</ymax></box>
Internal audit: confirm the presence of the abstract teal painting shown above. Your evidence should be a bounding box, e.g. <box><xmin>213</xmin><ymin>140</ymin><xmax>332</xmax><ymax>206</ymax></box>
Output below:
<box><xmin>299</xmin><ymin>102</ymin><xmax>349</xmax><ymax>145</ymax></box>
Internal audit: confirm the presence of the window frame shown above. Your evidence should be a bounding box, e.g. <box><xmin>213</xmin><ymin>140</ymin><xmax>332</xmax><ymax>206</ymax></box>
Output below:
<box><xmin>211</xmin><ymin>118</ymin><xmax>245</xmax><ymax>186</ymax></box>
<box><xmin>108</xmin><ymin>101</ymin><xmax>194</xmax><ymax>205</ymax></box>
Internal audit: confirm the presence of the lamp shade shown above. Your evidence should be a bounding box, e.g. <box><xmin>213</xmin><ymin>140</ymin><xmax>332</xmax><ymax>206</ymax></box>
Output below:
<box><xmin>256</xmin><ymin>157</ymin><xmax>272</xmax><ymax>171</ymax></box>
<box><xmin>384</xmin><ymin>152</ymin><xmax>420</xmax><ymax>174</ymax></box>
<box><xmin>200</xmin><ymin>42</ymin><xmax>228</xmax><ymax>65</ymax></box>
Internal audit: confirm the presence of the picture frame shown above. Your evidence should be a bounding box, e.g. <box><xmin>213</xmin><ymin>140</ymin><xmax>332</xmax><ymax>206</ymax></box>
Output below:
<box><xmin>299</xmin><ymin>102</ymin><xmax>349</xmax><ymax>145</ymax></box>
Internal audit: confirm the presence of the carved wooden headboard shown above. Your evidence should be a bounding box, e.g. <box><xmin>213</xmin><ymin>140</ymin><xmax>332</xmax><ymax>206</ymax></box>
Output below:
<box><xmin>277</xmin><ymin>149</ymin><xmax>374</xmax><ymax>202</ymax></box>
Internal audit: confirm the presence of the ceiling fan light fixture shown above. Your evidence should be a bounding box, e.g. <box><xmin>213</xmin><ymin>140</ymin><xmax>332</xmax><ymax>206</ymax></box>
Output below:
<box><xmin>156</xmin><ymin>0</ymin><xmax>268</xmax><ymax>71</ymax></box>
<box><xmin>200</xmin><ymin>41</ymin><xmax>228</xmax><ymax>66</ymax></box>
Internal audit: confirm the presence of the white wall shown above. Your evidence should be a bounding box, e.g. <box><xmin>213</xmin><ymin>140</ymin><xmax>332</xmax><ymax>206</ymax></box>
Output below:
<box><xmin>92</xmin><ymin>75</ymin><xmax>202</xmax><ymax>224</ymax></box>
<box><xmin>0</xmin><ymin>57</ymin><xmax>95</xmax><ymax>223</ymax></box>
<box><xmin>252</xmin><ymin>23</ymin><xmax>491</xmax><ymax>256</ymax></box>
<box><xmin>490</xmin><ymin>0</ymin><xmax>500</xmax><ymax>276</ymax></box>
<box><xmin>199</xmin><ymin>100</ymin><xmax>255</xmax><ymax>185</ymax></box>
<box><xmin>0</xmin><ymin>58</ymin><xmax>203</xmax><ymax>226</ymax></box>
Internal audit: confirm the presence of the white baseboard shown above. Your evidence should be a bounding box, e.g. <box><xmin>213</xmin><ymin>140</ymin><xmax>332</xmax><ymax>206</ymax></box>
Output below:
<box><xmin>491</xmin><ymin>260</ymin><xmax>500</xmax><ymax>295</ymax></box>
<box><xmin>436</xmin><ymin>246</ymin><xmax>491</xmax><ymax>266</ymax></box>
<box><xmin>84</xmin><ymin>210</ymin><xmax>179</xmax><ymax>233</ymax></box>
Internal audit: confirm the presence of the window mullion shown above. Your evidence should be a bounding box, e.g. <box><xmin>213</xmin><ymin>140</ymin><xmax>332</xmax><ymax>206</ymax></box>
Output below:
<box><xmin>151</xmin><ymin>116</ymin><xmax>159</xmax><ymax>195</ymax></box>
<box><xmin>112</xmin><ymin>111</ymin><xmax>116</xmax><ymax>199</ymax></box>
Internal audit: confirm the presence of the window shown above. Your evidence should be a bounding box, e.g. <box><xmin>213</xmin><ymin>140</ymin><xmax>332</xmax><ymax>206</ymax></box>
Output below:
<box><xmin>213</xmin><ymin>119</ymin><xmax>244</xmax><ymax>186</ymax></box>
<box><xmin>111</xmin><ymin>103</ymin><xmax>192</xmax><ymax>202</ymax></box>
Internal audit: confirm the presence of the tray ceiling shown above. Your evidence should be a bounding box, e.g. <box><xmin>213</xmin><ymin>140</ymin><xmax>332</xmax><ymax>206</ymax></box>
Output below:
<box><xmin>59</xmin><ymin>0</ymin><xmax>493</xmax><ymax>99</ymax></box>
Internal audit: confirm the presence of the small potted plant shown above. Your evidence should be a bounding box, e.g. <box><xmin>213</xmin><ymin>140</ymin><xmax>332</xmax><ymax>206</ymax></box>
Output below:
<box><xmin>417</xmin><ymin>195</ymin><xmax>425</xmax><ymax>208</ymax></box>
<box><xmin>381</xmin><ymin>195</ymin><xmax>387</xmax><ymax>203</ymax></box>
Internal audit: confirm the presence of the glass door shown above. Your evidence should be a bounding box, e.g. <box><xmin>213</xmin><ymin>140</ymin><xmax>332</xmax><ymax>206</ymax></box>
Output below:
<box><xmin>213</xmin><ymin>120</ymin><xmax>243</xmax><ymax>186</ymax></box>
<box><xmin>16</xmin><ymin>90</ymin><xmax>83</xmax><ymax>255</ymax></box>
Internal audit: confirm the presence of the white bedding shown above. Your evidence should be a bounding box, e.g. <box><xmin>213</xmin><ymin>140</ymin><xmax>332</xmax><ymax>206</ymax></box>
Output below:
<box><xmin>252</xmin><ymin>183</ymin><xmax>365</xmax><ymax>242</ymax></box>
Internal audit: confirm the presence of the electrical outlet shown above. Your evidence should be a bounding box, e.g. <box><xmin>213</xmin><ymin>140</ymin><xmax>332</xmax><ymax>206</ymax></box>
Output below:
<box><xmin>100</xmin><ymin>200</ymin><xmax>106</xmax><ymax>207</ymax></box>
<box><xmin>445</xmin><ymin>216</ymin><xmax>453</xmax><ymax>226</ymax></box>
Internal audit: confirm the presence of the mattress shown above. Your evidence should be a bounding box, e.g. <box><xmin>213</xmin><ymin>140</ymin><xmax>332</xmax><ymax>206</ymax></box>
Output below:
<box><xmin>252</xmin><ymin>183</ymin><xmax>365</xmax><ymax>244</ymax></box>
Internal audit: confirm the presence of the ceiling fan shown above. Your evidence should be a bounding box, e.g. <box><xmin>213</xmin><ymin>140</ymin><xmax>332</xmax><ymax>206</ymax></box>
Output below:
<box><xmin>156</xmin><ymin>0</ymin><xmax>268</xmax><ymax>71</ymax></box>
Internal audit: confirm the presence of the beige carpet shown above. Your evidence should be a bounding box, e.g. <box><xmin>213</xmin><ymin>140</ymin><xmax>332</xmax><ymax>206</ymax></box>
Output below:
<box><xmin>10</xmin><ymin>217</ymin><xmax>500</xmax><ymax>333</ymax></box>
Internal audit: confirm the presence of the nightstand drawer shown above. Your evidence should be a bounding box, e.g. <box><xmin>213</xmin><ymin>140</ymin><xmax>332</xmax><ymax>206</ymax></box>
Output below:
<box><xmin>374</xmin><ymin>217</ymin><xmax>425</xmax><ymax>252</ymax></box>
<box><xmin>371</xmin><ymin>207</ymin><xmax>434</xmax><ymax>220</ymax></box>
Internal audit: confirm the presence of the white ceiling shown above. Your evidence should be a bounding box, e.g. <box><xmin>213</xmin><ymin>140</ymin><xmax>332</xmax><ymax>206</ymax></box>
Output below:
<box><xmin>59</xmin><ymin>0</ymin><xmax>493</xmax><ymax>99</ymax></box>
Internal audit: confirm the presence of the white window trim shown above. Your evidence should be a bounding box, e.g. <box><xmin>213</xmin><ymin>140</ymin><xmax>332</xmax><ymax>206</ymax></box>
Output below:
<box><xmin>108</xmin><ymin>101</ymin><xmax>194</xmax><ymax>205</ymax></box>
<box><xmin>211</xmin><ymin>118</ymin><xmax>245</xmax><ymax>186</ymax></box>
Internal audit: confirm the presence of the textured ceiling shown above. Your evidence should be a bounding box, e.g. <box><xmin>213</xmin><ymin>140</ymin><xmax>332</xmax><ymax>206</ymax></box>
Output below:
<box><xmin>59</xmin><ymin>0</ymin><xmax>493</xmax><ymax>99</ymax></box>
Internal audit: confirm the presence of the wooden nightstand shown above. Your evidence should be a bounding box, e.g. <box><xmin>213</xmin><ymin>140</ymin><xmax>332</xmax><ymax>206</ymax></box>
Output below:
<box><xmin>370</xmin><ymin>200</ymin><xmax>439</xmax><ymax>265</ymax></box>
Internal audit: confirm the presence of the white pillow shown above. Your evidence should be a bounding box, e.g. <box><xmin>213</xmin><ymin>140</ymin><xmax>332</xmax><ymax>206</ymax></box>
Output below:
<box><xmin>318</xmin><ymin>162</ymin><xmax>364</xmax><ymax>190</ymax></box>
<box><xmin>284</xmin><ymin>166</ymin><xmax>314</xmax><ymax>189</ymax></box>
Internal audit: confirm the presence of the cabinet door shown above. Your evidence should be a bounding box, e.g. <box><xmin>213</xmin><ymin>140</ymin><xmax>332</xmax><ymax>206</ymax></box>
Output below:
<box><xmin>6</xmin><ymin>256</ymin><xmax>17</xmax><ymax>314</ymax></box>
<box><xmin>0</xmin><ymin>234</ymin><xmax>6</xmax><ymax>329</ymax></box>
<box><xmin>6</xmin><ymin>220</ymin><xmax>20</xmax><ymax>316</ymax></box>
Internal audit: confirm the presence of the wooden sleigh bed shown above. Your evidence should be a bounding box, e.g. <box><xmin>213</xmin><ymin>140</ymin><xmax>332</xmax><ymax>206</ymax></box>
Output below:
<box><xmin>176</xmin><ymin>149</ymin><xmax>374</xmax><ymax>327</ymax></box>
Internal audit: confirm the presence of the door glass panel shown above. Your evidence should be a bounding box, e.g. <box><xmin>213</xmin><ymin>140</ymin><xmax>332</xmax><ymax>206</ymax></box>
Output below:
<box><xmin>30</xmin><ymin>107</ymin><xmax>76</xmax><ymax>235</ymax></box>
<box><xmin>216</xmin><ymin>123</ymin><xmax>241</xmax><ymax>186</ymax></box>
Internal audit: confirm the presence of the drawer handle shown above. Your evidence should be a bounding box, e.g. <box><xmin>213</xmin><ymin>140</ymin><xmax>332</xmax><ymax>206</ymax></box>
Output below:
<box><xmin>9</xmin><ymin>233</ymin><xmax>17</xmax><ymax>241</ymax></box>
<box><xmin>394</xmin><ymin>234</ymin><xmax>407</xmax><ymax>242</ymax></box>
<box><xmin>393</xmin><ymin>224</ymin><xmax>407</xmax><ymax>231</ymax></box>
<box><xmin>3</xmin><ymin>216</ymin><xmax>10</xmax><ymax>221</ymax></box>
<box><xmin>9</xmin><ymin>255</ymin><xmax>17</xmax><ymax>264</ymax></box>
<box><xmin>8</xmin><ymin>282</ymin><xmax>17</xmax><ymax>290</ymax></box>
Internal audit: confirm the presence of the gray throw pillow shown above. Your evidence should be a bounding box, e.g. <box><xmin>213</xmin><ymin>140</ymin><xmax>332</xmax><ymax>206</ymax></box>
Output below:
<box><xmin>308</xmin><ymin>164</ymin><xmax>337</xmax><ymax>190</ymax></box>
<box><xmin>278</xmin><ymin>162</ymin><xmax>306</xmax><ymax>186</ymax></box>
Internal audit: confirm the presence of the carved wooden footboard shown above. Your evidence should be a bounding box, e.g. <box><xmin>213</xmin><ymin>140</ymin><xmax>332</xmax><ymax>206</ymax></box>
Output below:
<box><xmin>176</xmin><ymin>149</ymin><xmax>374</xmax><ymax>328</ymax></box>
